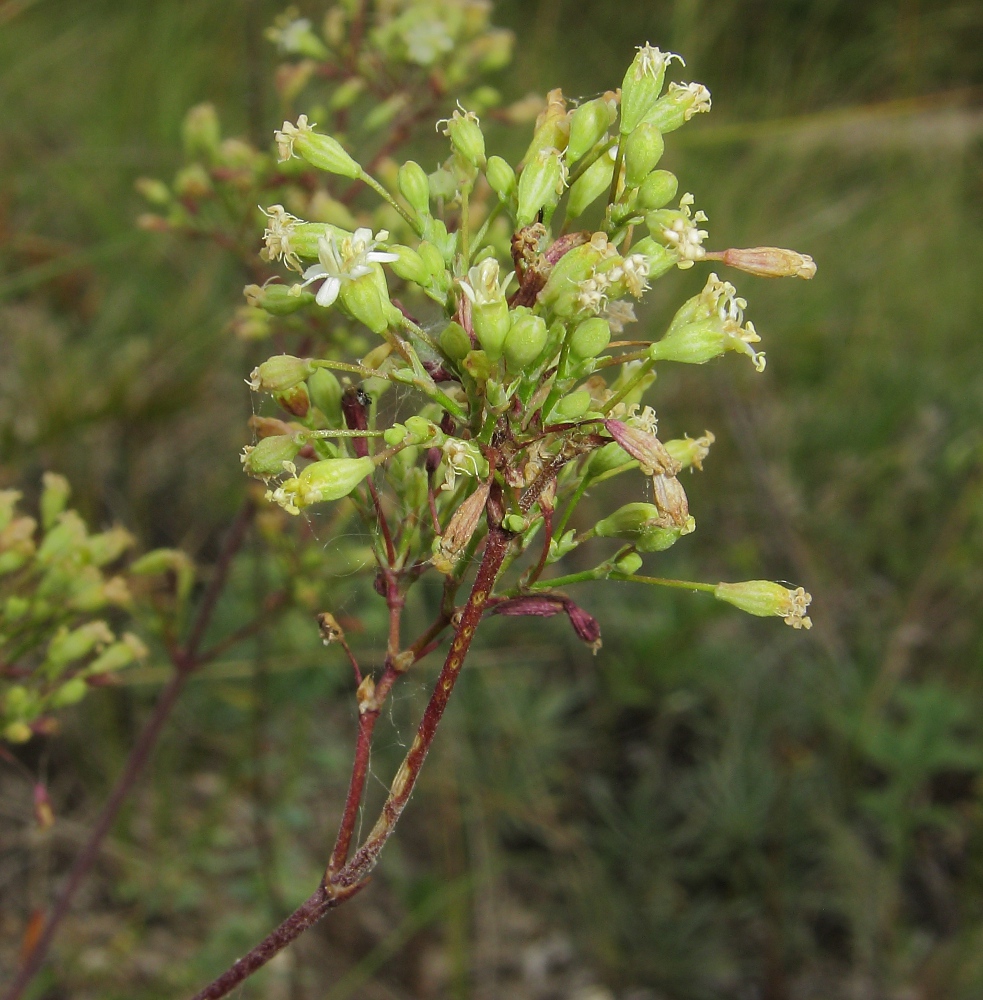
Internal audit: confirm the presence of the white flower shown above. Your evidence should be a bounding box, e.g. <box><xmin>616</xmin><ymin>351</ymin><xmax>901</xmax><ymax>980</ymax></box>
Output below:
<box><xmin>601</xmin><ymin>299</ymin><xmax>637</xmax><ymax>333</ymax></box>
<box><xmin>440</xmin><ymin>439</ymin><xmax>483</xmax><ymax>493</ymax></box>
<box><xmin>260</xmin><ymin>204</ymin><xmax>303</xmax><ymax>271</ymax></box>
<box><xmin>295</xmin><ymin>228</ymin><xmax>399</xmax><ymax>308</ymax></box>
<box><xmin>668</xmin><ymin>82</ymin><xmax>712</xmax><ymax>119</ymax></box>
<box><xmin>660</xmin><ymin>193</ymin><xmax>709</xmax><ymax>269</ymax></box>
<box><xmin>268</xmin><ymin>16</ymin><xmax>313</xmax><ymax>54</ymax></box>
<box><xmin>634</xmin><ymin>44</ymin><xmax>685</xmax><ymax>78</ymax></box>
<box><xmin>701</xmin><ymin>272</ymin><xmax>766</xmax><ymax>372</ymax></box>
<box><xmin>273</xmin><ymin>114</ymin><xmax>315</xmax><ymax>162</ymax></box>
<box><xmin>403</xmin><ymin>18</ymin><xmax>454</xmax><ymax>66</ymax></box>
<box><xmin>619</xmin><ymin>254</ymin><xmax>651</xmax><ymax>298</ymax></box>
<box><xmin>459</xmin><ymin>257</ymin><xmax>514</xmax><ymax>307</ymax></box>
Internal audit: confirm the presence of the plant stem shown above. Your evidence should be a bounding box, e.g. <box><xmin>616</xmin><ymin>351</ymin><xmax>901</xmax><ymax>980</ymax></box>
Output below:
<box><xmin>3</xmin><ymin>500</ymin><xmax>256</xmax><ymax>1000</ymax></box>
<box><xmin>609</xmin><ymin>571</ymin><xmax>716</xmax><ymax>592</ymax></box>
<box><xmin>187</xmin><ymin>504</ymin><xmax>515</xmax><ymax>1000</ymax></box>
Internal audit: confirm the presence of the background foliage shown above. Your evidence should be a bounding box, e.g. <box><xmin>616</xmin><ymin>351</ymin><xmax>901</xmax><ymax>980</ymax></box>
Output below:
<box><xmin>2</xmin><ymin>1</ymin><xmax>983</xmax><ymax>998</ymax></box>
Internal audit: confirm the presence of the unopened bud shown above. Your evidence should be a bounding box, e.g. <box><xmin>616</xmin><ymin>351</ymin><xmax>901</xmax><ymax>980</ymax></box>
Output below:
<box><xmin>523</xmin><ymin>88</ymin><xmax>570</xmax><ymax>162</ymax></box>
<box><xmin>339</xmin><ymin>272</ymin><xmax>393</xmax><ymax>334</ymax></box>
<box><xmin>566</xmin><ymin>97</ymin><xmax>617</xmax><ymax>164</ymax></box>
<box><xmin>614</xmin><ymin>551</ymin><xmax>643</xmax><ymax>575</ymax></box>
<box><xmin>440</xmin><ymin>321</ymin><xmax>472</xmax><ymax>361</ymax></box>
<box><xmin>174</xmin><ymin>164</ymin><xmax>212</xmax><ymax>200</ymax></box>
<box><xmin>398</xmin><ymin>160</ymin><xmax>431</xmax><ymax>218</ymax></box>
<box><xmin>275</xmin><ymin>382</ymin><xmax>310</xmax><ymax>418</ymax></box>
<box><xmin>486</xmin><ymin>155</ymin><xmax>516</xmax><ymax>201</ymax></box>
<box><xmin>330</xmin><ymin>76</ymin><xmax>366</xmax><ymax>109</ymax></box>
<box><xmin>637</xmin><ymin>169</ymin><xmax>679</xmax><ymax>210</ymax></box>
<box><xmin>40</xmin><ymin>473</ymin><xmax>70</xmax><ymax>531</ymax></box>
<box><xmin>307</xmin><ymin>368</ymin><xmax>343</xmax><ymax>425</ymax></box>
<box><xmin>182</xmin><ymin>103</ymin><xmax>221</xmax><ymax>161</ymax></box>
<box><xmin>472</xmin><ymin>300</ymin><xmax>511</xmax><ymax>361</ymax></box>
<box><xmin>566</xmin><ymin>151</ymin><xmax>615</xmax><ymax>219</ymax></box>
<box><xmin>714</xmin><ymin>581</ymin><xmax>813</xmax><ymax>629</ymax></box>
<box><xmin>569</xmin><ymin>317</ymin><xmax>611</xmax><ymax>361</ymax></box>
<box><xmin>503</xmin><ymin>309</ymin><xmax>549</xmax><ymax>373</ymax></box>
<box><xmin>517</xmin><ymin>147</ymin><xmax>566</xmax><ymax>227</ymax></box>
<box><xmin>245</xmin><ymin>282</ymin><xmax>314</xmax><ymax>316</ymax></box>
<box><xmin>708</xmin><ymin>247</ymin><xmax>817</xmax><ymax>280</ymax></box>
<box><xmin>364</xmin><ymin>93</ymin><xmax>410</xmax><ymax>133</ymax></box>
<box><xmin>241</xmin><ymin>435</ymin><xmax>303</xmax><ymax>480</ymax></box>
<box><xmin>548</xmin><ymin>390</ymin><xmax>592</xmax><ymax>422</ymax></box>
<box><xmin>620</xmin><ymin>45</ymin><xmax>683</xmax><ymax>135</ymax></box>
<box><xmin>248</xmin><ymin>355</ymin><xmax>315</xmax><ymax>392</ymax></box>
<box><xmin>588</xmin><ymin>441</ymin><xmax>635</xmax><ymax>477</ymax></box>
<box><xmin>622</xmin><ymin>123</ymin><xmax>665</xmax><ymax>188</ymax></box>
<box><xmin>432</xmin><ymin>482</ymin><xmax>490</xmax><ymax>574</ymax></box>
<box><xmin>134</xmin><ymin>177</ymin><xmax>171</xmax><ymax>206</ymax></box>
<box><xmin>388</xmin><ymin>245</ymin><xmax>430</xmax><ymax>285</ymax></box>
<box><xmin>439</xmin><ymin>107</ymin><xmax>486</xmax><ymax>170</ymax></box>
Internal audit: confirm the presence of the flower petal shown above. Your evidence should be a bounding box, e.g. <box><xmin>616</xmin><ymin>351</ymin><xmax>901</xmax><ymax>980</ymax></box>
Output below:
<box><xmin>316</xmin><ymin>276</ymin><xmax>341</xmax><ymax>307</ymax></box>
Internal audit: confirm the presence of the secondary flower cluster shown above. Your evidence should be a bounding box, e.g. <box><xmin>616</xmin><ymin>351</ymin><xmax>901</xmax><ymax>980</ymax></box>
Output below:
<box><xmin>241</xmin><ymin>40</ymin><xmax>817</xmax><ymax>642</ymax></box>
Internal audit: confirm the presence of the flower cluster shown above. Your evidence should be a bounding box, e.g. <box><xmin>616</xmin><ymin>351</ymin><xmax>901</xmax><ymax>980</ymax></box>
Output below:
<box><xmin>241</xmin><ymin>38</ymin><xmax>818</xmax><ymax>642</ymax></box>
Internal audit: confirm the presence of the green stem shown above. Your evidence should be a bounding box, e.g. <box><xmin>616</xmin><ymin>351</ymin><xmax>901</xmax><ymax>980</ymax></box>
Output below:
<box><xmin>567</xmin><ymin>136</ymin><xmax>617</xmax><ymax>188</ymax></box>
<box><xmin>359</xmin><ymin>171</ymin><xmax>420</xmax><ymax>232</ymax></box>
<box><xmin>311</xmin><ymin>358</ymin><xmax>392</xmax><ymax>380</ymax></box>
<box><xmin>609</xmin><ymin>572</ymin><xmax>716</xmax><ymax>593</ymax></box>
<box><xmin>600</xmin><ymin>358</ymin><xmax>655</xmax><ymax>415</ymax></box>
<box><xmin>468</xmin><ymin>201</ymin><xmax>503</xmax><ymax>265</ymax></box>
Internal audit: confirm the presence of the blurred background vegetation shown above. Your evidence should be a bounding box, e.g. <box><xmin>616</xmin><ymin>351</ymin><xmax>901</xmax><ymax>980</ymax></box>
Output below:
<box><xmin>3</xmin><ymin>0</ymin><xmax>983</xmax><ymax>998</ymax></box>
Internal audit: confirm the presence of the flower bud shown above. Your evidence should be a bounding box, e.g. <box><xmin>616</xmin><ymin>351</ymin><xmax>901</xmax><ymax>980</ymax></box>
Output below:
<box><xmin>604</xmin><ymin>419</ymin><xmax>678</xmax><ymax>476</ymax></box>
<box><xmin>588</xmin><ymin>441</ymin><xmax>635</xmax><ymax>477</ymax></box>
<box><xmin>428</xmin><ymin>167</ymin><xmax>458</xmax><ymax>202</ymax></box>
<box><xmin>486</xmin><ymin>155</ymin><xmax>516</xmax><ymax>201</ymax></box>
<box><xmin>432</xmin><ymin>482</ymin><xmax>490</xmax><ymax>573</ymax></box>
<box><xmin>472</xmin><ymin>300</ymin><xmax>511</xmax><ymax>361</ymax></box>
<box><xmin>404</xmin><ymin>415</ymin><xmax>443</xmax><ymax>446</ymax></box>
<box><xmin>86</xmin><ymin>633</ymin><xmax>148</xmax><ymax>676</ymax></box>
<box><xmin>440</xmin><ymin>321</ymin><xmax>472</xmax><ymax>361</ymax></box>
<box><xmin>245</xmin><ymin>282</ymin><xmax>314</xmax><ymax>315</ymax></box>
<box><xmin>622</xmin><ymin>124</ymin><xmax>665</xmax><ymax>188</ymax></box>
<box><xmin>714</xmin><ymin>581</ymin><xmax>813</xmax><ymax>629</ymax></box>
<box><xmin>275</xmin><ymin>115</ymin><xmax>361</xmax><ymax>178</ymax></box>
<box><xmin>566</xmin><ymin>97</ymin><xmax>616</xmax><ymax>164</ymax></box>
<box><xmin>45</xmin><ymin>620</ymin><xmax>114</xmax><ymax>673</ymax></box>
<box><xmin>439</xmin><ymin>107</ymin><xmax>486</xmax><ymax>170</ymax></box>
<box><xmin>182</xmin><ymin>103</ymin><xmax>221</xmax><ymax>161</ymax></box>
<box><xmin>339</xmin><ymin>272</ymin><xmax>393</xmax><ymax>334</ymax></box>
<box><xmin>397</xmin><ymin>160</ymin><xmax>431</xmax><ymax>218</ymax></box>
<box><xmin>569</xmin><ymin>317</ymin><xmax>611</xmax><ymax>361</ymax></box>
<box><xmin>708</xmin><ymin>247</ymin><xmax>817</xmax><ymax>280</ymax></box>
<box><xmin>503</xmin><ymin>309</ymin><xmax>549</xmax><ymax>373</ymax></box>
<box><xmin>388</xmin><ymin>245</ymin><xmax>430</xmax><ymax>285</ymax></box>
<box><xmin>418</xmin><ymin>240</ymin><xmax>447</xmax><ymax>279</ymax></box>
<box><xmin>523</xmin><ymin>88</ymin><xmax>570</xmax><ymax>162</ymax></box>
<box><xmin>307</xmin><ymin>368</ymin><xmax>343</xmax><ymax>425</ymax></box>
<box><xmin>330</xmin><ymin>76</ymin><xmax>366</xmax><ymax>110</ymax></box>
<box><xmin>566</xmin><ymin>151</ymin><xmax>615</xmax><ymax>219</ymax></box>
<box><xmin>614</xmin><ymin>551</ymin><xmax>643</xmax><ymax>575</ymax></box>
<box><xmin>594</xmin><ymin>502</ymin><xmax>660</xmax><ymax>538</ymax></box>
<box><xmin>637</xmin><ymin>169</ymin><xmax>679</xmax><ymax>210</ymax></box>
<box><xmin>548</xmin><ymin>390</ymin><xmax>592</xmax><ymax>422</ymax></box>
<box><xmin>664</xmin><ymin>432</ymin><xmax>715</xmax><ymax>471</ymax></box>
<box><xmin>620</xmin><ymin>45</ymin><xmax>683</xmax><ymax>135</ymax></box>
<box><xmin>40</xmin><ymin>473</ymin><xmax>70</xmax><ymax>531</ymax></box>
<box><xmin>174</xmin><ymin>164</ymin><xmax>212</xmax><ymax>200</ymax></box>
<box><xmin>50</xmin><ymin>678</ymin><xmax>87</xmax><ymax>708</ymax></box>
<box><xmin>635</xmin><ymin>517</ymin><xmax>695</xmax><ymax>552</ymax></box>
<box><xmin>134</xmin><ymin>177</ymin><xmax>171</xmax><ymax>206</ymax></box>
<box><xmin>248</xmin><ymin>355</ymin><xmax>315</xmax><ymax>393</ymax></box>
<box><xmin>517</xmin><ymin>147</ymin><xmax>566</xmax><ymax>227</ymax></box>
<box><xmin>538</xmin><ymin>237</ymin><xmax>608</xmax><ymax>309</ymax></box>
<box><xmin>643</xmin><ymin>82</ymin><xmax>712</xmax><ymax>133</ymax></box>
<box><xmin>266</xmin><ymin>457</ymin><xmax>375</xmax><ymax>514</ymax></box>
<box><xmin>364</xmin><ymin>93</ymin><xmax>410</xmax><ymax>133</ymax></box>
<box><xmin>241</xmin><ymin>436</ymin><xmax>303</xmax><ymax>480</ymax></box>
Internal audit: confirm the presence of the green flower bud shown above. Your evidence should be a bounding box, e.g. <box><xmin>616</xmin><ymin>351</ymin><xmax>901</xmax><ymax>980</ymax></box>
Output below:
<box><xmin>642</xmin><ymin>82</ymin><xmax>712</xmax><ymax>133</ymax></box>
<box><xmin>628</xmin><ymin>236</ymin><xmax>676</xmax><ymax>281</ymax></box>
<box><xmin>472</xmin><ymin>300</ymin><xmax>511</xmax><ymax>361</ymax></box>
<box><xmin>388</xmin><ymin>245</ymin><xmax>430</xmax><ymax>285</ymax></box>
<box><xmin>84</xmin><ymin>526</ymin><xmax>134</xmax><ymax>567</ymax></box>
<box><xmin>398</xmin><ymin>160</ymin><xmax>431</xmax><ymax>218</ymax></box>
<box><xmin>620</xmin><ymin>45</ymin><xmax>683</xmax><ymax>135</ymax></box>
<box><xmin>439</xmin><ymin>108</ymin><xmax>486</xmax><ymax>169</ymax></box>
<box><xmin>548</xmin><ymin>390</ymin><xmax>592</xmax><ymax>422</ymax></box>
<box><xmin>613</xmin><ymin>551</ymin><xmax>643</xmax><ymax>575</ymax></box>
<box><xmin>50</xmin><ymin>677</ymin><xmax>88</xmax><ymax>708</ymax></box>
<box><xmin>275</xmin><ymin>115</ymin><xmax>361</xmax><ymax>178</ymax></box>
<box><xmin>248</xmin><ymin>355</ymin><xmax>315</xmax><ymax>393</ymax></box>
<box><xmin>538</xmin><ymin>238</ymin><xmax>607</xmax><ymax>309</ymax></box>
<box><xmin>418</xmin><ymin>240</ymin><xmax>447</xmax><ymax>280</ymax></box>
<box><xmin>502</xmin><ymin>513</ymin><xmax>528</xmax><ymax>533</ymax></box>
<box><xmin>182</xmin><ymin>102</ymin><xmax>221</xmax><ymax>161</ymax></box>
<box><xmin>622</xmin><ymin>124</ymin><xmax>665</xmax><ymax>188</ymax></box>
<box><xmin>664</xmin><ymin>432</ymin><xmax>715</xmax><ymax>471</ymax></box>
<box><xmin>40</xmin><ymin>473</ymin><xmax>70</xmax><ymax>531</ymax></box>
<box><xmin>566</xmin><ymin>97</ymin><xmax>617</xmax><ymax>165</ymax></box>
<box><xmin>266</xmin><ymin>456</ymin><xmax>375</xmax><ymax>514</ymax></box>
<box><xmin>440</xmin><ymin>321</ymin><xmax>472</xmax><ymax>361</ymax></box>
<box><xmin>428</xmin><ymin>168</ymin><xmax>458</xmax><ymax>202</ymax></box>
<box><xmin>404</xmin><ymin>416</ymin><xmax>443</xmax><ymax>446</ymax></box>
<box><xmin>503</xmin><ymin>309</ymin><xmax>549</xmax><ymax>373</ymax></box>
<box><xmin>307</xmin><ymin>368</ymin><xmax>343</xmax><ymax>425</ymax></box>
<box><xmin>134</xmin><ymin>177</ymin><xmax>171</xmax><ymax>206</ymax></box>
<box><xmin>174</xmin><ymin>164</ymin><xmax>212</xmax><ymax>199</ymax></box>
<box><xmin>523</xmin><ymin>89</ymin><xmax>570</xmax><ymax>163</ymax></box>
<box><xmin>339</xmin><ymin>272</ymin><xmax>392</xmax><ymax>334</ymax></box>
<box><xmin>595</xmin><ymin>502</ymin><xmax>660</xmax><ymax>538</ymax></box>
<box><xmin>86</xmin><ymin>633</ymin><xmax>147</xmax><ymax>675</ymax></box>
<box><xmin>566</xmin><ymin>152</ymin><xmax>615</xmax><ymax>219</ymax></box>
<box><xmin>45</xmin><ymin>621</ymin><xmax>114</xmax><ymax>673</ymax></box>
<box><xmin>486</xmin><ymin>155</ymin><xmax>516</xmax><ymax>201</ymax></box>
<box><xmin>4</xmin><ymin>721</ymin><xmax>34</xmax><ymax>743</ymax></box>
<box><xmin>244</xmin><ymin>283</ymin><xmax>315</xmax><ymax>316</ymax></box>
<box><xmin>714</xmin><ymin>581</ymin><xmax>813</xmax><ymax>629</ymax></box>
<box><xmin>241</xmin><ymin>435</ymin><xmax>303</xmax><ymax>480</ymax></box>
<box><xmin>635</xmin><ymin>517</ymin><xmax>695</xmax><ymax>552</ymax></box>
<box><xmin>330</xmin><ymin>77</ymin><xmax>366</xmax><ymax>110</ymax></box>
<box><xmin>517</xmin><ymin>147</ymin><xmax>566</xmax><ymax>227</ymax></box>
<box><xmin>637</xmin><ymin>169</ymin><xmax>678</xmax><ymax>210</ymax></box>
<box><xmin>588</xmin><ymin>441</ymin><xmax>635</xmax><ymax>477</ymax></box>
<box><xmin>384</xmin><ymin>424</ymin><xmax>406</xmax><ymax>446</ymax></box>
<box><xmin>364</xmin><ymin>93</ymin><xmax>410</xmax><ymax>133</ymax></box>
<box><xmin>569</xmin><ymin>317</ymin><xmax>611</xmax><ymax>361</ymax></box>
